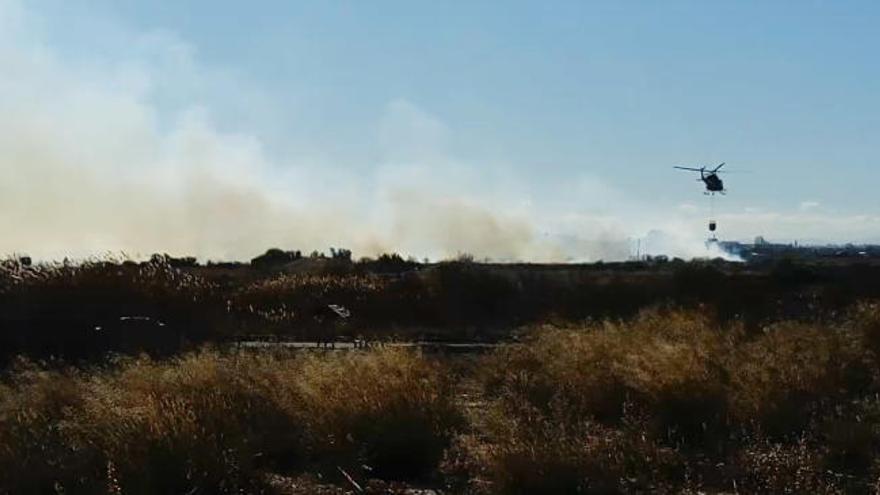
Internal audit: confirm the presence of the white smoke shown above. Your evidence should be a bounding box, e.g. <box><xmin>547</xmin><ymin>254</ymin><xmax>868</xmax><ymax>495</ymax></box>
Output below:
<box><xmin>0</xmin><ymin>3</ymin><xmax>561</xmax><ymax>262</ymax></box>
<box><xmin>0</xmin><ymin>1</ymin><xmax>873</xmax><ymax>263</ymax></box>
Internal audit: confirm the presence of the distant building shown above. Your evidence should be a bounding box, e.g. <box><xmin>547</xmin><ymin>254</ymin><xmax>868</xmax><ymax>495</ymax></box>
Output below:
<box><xmin>719</xmin><ymin>238</ymin><xmax>880</xmax><ymax>263</ymax></box>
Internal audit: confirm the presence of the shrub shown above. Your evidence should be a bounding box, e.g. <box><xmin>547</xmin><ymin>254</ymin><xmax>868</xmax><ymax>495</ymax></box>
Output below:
<box><xmin>477</xmin><ymin>308</ymin><xmax>880</xmax><ymax>493</ymax></box>
<box><xmin>251</xmin><ymin>248</ymin><xmax>302</xmax><ymax>268</ymax></box>
<box><xmin>485</xmin><ymin>309</ymin><xmax>732</xmax><ymax>444</ymax></box>
<box><xmin>734</xmin><ymin>438</ymin><xmax>842</xmax><ymax>494</ymax></box>
<box><xmin>0</xmin><ymin>258</ymin><xmax>219</xmax><ymax>362</ymax></box>
<box><xmin>851</xmin><ymin>302</ymin><xmax>880</xmax><ymax>360</ymax></box>
<box><xmin>0</xmin><ymin>348</ymin><xmax>463</xmax><ymax>493</ymax></box>
<box><xmin>71</xmin><ymin>351</ymin><xmax>302</xmax><ymax>494</ymax></box>
<box><xmin>0</xmin><ymin>352</ymin><xmax>299</xmax><ymax>494</ymax></box>
<box><xmin>0</xmin><ymin>362</ymin><xmax>103</xmax><ymax>493</ymax></box>
<box><xmin>473</xmin><ymin>406</ymin><xmax>684</xmax><ymax>494</ymax></box>
<box><xmin>294</xmin><ymin>348</ymin><xmax>463</xmax><ymax>479</ymax></box>
<box><xmin>232</xmin><ymin>273</ymin><xmax>388</xmax><ymax>336</ymax></box>
<box><xmin>727</xmin><ymin>322</ymin><xmax>867</xmax><ymax>437</ymax></box>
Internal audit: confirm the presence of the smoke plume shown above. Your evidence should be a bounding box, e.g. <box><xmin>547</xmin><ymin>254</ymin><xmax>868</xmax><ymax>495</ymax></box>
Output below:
<box><xmin>3</xmin><ymin>1</ymin><xmax>872</xmax><ymax>263</ymax></box>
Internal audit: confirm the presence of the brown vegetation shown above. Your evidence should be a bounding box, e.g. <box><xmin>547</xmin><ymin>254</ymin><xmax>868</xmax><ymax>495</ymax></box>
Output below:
<box><xmin>0</xmin><ymin>348</ymin><xmax>460</xmax><ymax>494</ymax></box>
<box><xmin>5</xmin><ymin>254</ymin><xmax>880</xmax><ymax>362</ymax></box>
<box><xmin>4</xmin><ymin>308</ymin><xmax>880</xmax><ymax>492</ymax></box>
<box><xmin>5</xmin><ymin>255</ymin><xmax>880</xmax><ymax>492</ymax></box>
<box><xmin>462</xmin><ymin>307</ymin><xmax>880</xmax><ymax>493</ymax></box>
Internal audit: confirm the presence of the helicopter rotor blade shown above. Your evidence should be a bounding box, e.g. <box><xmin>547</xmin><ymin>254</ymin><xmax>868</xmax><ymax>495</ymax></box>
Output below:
<box><xmin>673</xmin><ymin>166</ymin><xmax>704</xmax><ymax>172</ymax></box>
<box><xmin>711</xmin><ymin>162</ymin><xmax>725</xmax><ymax>173</ymax></box>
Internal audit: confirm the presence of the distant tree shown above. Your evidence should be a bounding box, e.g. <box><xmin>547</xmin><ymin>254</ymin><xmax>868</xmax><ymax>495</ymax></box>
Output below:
<box><xmin>148</xmin><ymin>253</ymin><xmax>199</xmax><ymax>268</ymax></box>
<box><xmin>358</xmin><ymin>253</ymin><xmax>421</xmax><ymax>274</ymax></box>
<box><xmin>206</xmin><ymin>261</ymin><xmax>245</xmax><ymax>269</ymax></box>
<box><xmin>330</xmin><ymin>247</ymin><xmax>352</xmax><ymax>261</ymax></box>
<box><xmin>251</xmin><ymin>248</ymin><xmax>302</xmax><ymax>267</ymax></box>
<box><xmin>455</xmin><ymin>253</ymin><xmax>475</xmax><ymax>264</ymax></box>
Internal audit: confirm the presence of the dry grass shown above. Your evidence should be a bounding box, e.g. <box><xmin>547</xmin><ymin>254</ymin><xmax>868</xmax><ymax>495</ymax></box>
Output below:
<box><xmin>0</xmin><ymin>348</ymin><xmax>460</xmax><ymax>494</ymax></box>
<box><xmin>727</xmin><ymin>320</ymin><xmax>869</xmax><ymax>437</ymax></box>
<box><xmin>464</xmin><ymin>409</ymin><xmax>685</xmax><ymax>494</ymax></box>
<box><xmin>472</xmin><ymin>308</ymin><xmax>880</xmax><ymax>493</ymax></box>
<box><xmin>484</xmin><ymin>310</ymin><xmax>732</xmax><ymax>437</ymax></box>
<box><xmin>4</xmin><ymin>306</ymin><xmax>880</xmax><ymax>493</ymax></box>
<box><xmin>73</xmin><ymin>352</ymin><xmax>302</xmax><ymax>494</ymax></box>
<box><xmin>294</xmin><ymin>349</ymin><xmax>463</xmax><ymax>479</ymax></box>
<box><xmin>5</xmin><ymin>256</ymin><xmax>880</xmax><ymax>362</ymax></box>
<box><xmin>852</xmin><ymin>301</ymin><xmax>880</xmax><ymax>359</ymax></box>
<box><xmin>0</xmin><ymin>363</ymin><xmax>98</xmax><ymax>493</ymax></box>
<box><xmin>0</xmin><ymin>257</ymin><xmax>219</xmax><ymax>362</ymax></box>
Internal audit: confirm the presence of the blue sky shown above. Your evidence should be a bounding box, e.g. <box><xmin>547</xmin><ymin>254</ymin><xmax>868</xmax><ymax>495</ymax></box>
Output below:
<box><xmin>2</xmin><ymin>1</ymin><xmax>879</xmax><ymax>260</ymax></box>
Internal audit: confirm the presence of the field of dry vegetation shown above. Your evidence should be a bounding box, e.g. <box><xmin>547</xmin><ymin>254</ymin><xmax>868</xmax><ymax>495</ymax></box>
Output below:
<box><xmin>4</xmin><ymin>306</ymin><xmax>880</xmax><ymax>493</ymax></box>
<box><xmin>4</xmin><ymin>256</ymin><xmax>880</xmax><ymax>493</ymax></box>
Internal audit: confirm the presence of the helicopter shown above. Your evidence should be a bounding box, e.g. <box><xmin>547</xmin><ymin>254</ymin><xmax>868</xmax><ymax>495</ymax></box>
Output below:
<box><xmin>674</xmin><ymin>162</ymin><xmax>726</xmax><ymax>194</ymax></box>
